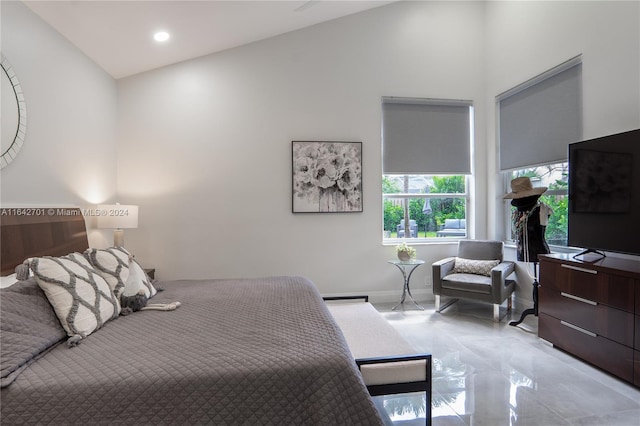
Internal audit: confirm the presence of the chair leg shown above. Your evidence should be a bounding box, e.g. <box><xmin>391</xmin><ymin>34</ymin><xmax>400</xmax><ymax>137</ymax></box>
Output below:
<box><xmin>493</xmin><ymin>304</ymin><xmax>500</xmax><ymax>322</ymax></box>
<box><xmin>508</xmin><ymin>295</ymin><xmax>513</xmax><ymax>311</ymax></box>
<box><xmin>436</xmin><ymin>297</ymin><xmax>458</xmax><ymax>313</ymax></box>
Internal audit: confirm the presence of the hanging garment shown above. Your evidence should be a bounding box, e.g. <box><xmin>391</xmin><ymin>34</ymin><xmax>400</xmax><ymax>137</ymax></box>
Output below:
<box><xmin>512</xmin><ymin>203</ymin><xmax>552</xmax><ymax>262</ymax></box>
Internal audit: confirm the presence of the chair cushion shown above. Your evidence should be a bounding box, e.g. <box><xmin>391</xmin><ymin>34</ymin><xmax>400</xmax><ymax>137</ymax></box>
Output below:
<box><xmin>442</xmin><ymin>273</ymin><xmax>492</xmax><ymax>294</ymax></box>
<box><xmin>443</xmin><ymin>219</ymin><xmax>461</xmax><ymax>229</ymax></box>
<box><xmin>453</xmin><ymin>257</ymin><xmax>500</xmax><ymax>276</ymax></box>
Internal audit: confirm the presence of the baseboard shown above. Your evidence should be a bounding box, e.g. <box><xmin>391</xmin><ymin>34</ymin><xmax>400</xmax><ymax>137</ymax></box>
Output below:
<box><xmin>322</xmin><ymin>290</ymin><xmax>531</xmax><ymax>311</ymax></box>
<box><xmin>322</xmin><ymin>289</ymin><xmax>435</xmax><ymax>305</ymax></box>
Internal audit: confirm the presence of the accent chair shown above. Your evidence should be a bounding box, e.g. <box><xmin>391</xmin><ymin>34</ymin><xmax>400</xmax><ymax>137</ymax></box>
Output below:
<box><xmin>432</xmin><ymin>240</ymin><xmax>515</xmax><ymax>322</ymax></box>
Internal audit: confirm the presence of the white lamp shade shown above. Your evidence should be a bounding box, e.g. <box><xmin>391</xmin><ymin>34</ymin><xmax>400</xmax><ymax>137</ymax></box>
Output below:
<box><xmin>97</xmin><ymin>204</ymin><xmax>139</xmax><ymax>229</ymax></box>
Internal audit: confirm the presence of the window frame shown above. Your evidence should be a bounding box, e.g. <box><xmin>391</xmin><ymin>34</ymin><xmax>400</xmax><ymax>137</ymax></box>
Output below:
<box><xmin>497</xmin><ymin>57</ymin><xmax>581</xmax><ymax>250</ymax></box>
<box><xmin>381</xmin><ymin>96</ymin><xmax>474</xmax><ymax>245</ymax></box>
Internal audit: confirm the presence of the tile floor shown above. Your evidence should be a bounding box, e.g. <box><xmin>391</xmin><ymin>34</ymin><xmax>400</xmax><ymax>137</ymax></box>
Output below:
<box><xmin>370</xmin><ymin>300</ymin><xmax>640</xmax><ymax>426</ymax></box>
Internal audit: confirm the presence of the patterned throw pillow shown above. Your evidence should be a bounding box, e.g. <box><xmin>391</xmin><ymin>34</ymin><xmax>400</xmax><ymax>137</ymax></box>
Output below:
<box><xmin>29</xmin><ymin>253</ymin><xmax>120</xmax><ymax>340</ymax></box>
<box><xmin>453</xmin><ymin>257</ymin><xmax>500</xmax><ymax>277</ymax></box>
<box><xmin>125</xmin><ymin>259</ymin><xmax>158</xmax><ymax>299</ymax></box>
<box><xmin>85</xmin><ymin>247</ymin><xmax>130</xmax><ymax>296</ymax></box>
<box><xmin>122</xmin><ymin>259</ymin><xmax>155</xmax><ymax>297</ymax></box>
<box><xmin>85</xmin><ymin>247</ymin><xmax>156</xmax><ymax>299</ymax></box>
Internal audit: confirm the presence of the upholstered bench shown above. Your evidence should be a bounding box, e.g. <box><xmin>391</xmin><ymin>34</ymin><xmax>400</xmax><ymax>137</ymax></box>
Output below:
<box><xmin>324</xmin><ymin>297</ymin><xmax>431</xmax><ymax>422</ymax></box>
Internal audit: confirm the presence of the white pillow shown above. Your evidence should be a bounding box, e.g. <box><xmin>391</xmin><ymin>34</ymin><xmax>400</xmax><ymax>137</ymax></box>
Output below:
<box><xmin>453</xmin><ymin>257</ymin><xmax>500</xmax><ymax>277</ymax></box>
<box><xmin>122</xmin><ymin>258</ymin><xmax>156</xmax><ymax>298</ymax></box>
<box><xmin>0</xmin><ymin>273</ymin><xmax>18</xmax><ymax>288</ymax></box>
<box><xmin>85</xmin><ymin>247</ymin><xmax>156</xmax><ymax>299</ymax></box>
<box><xmin>85</xmin><ymin>247</ymin><xmax>130</xmax><ymax>296</ymax></box>
<box><xmin>30</xmin><ymin>253</ymin><xmax>120</xmax><ymax>339</ymax></box>
<box><xmin>121</xmin><ymin>248</ymin><xmax>157</xmax><ymax>299</ymax></box>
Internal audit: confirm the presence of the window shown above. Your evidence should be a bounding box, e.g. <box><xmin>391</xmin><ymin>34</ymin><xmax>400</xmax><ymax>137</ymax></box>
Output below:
<box><xmin>383</xmin><ymin>174</ymin><xmax>468</xmax><ymax>240</ymax></box>
<box><xmin>506</xmin><ymin>163</ymin><xmax>568</xmax><ymax>247</ymax></box>
<box><xmin>381</xmin><ymin>97</ymin><xmax>472</xmax><ymax>242</ymax></box>
<box><xmin>498</xmin><ymin>56</ymin><xmax>581</xmax><ymax>248</ymax></box>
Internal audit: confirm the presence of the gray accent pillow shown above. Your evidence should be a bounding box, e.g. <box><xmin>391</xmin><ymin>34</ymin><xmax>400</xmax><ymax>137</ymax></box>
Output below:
<box><xmin>453</xmin><ymin>257</ymin><xmax>500</xmax><ymax>276</ymax></box>
<box><xmin>1</xmin><ymin>278</ymin><xmax>66</xmax><ymax>387</ymax></box>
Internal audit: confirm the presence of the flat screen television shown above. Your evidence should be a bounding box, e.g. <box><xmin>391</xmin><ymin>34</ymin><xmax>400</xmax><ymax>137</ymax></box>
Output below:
<box><xmin>568</xmin><ymin>128</ymin><xmax>640</xmax><ymax>257</ymax></box>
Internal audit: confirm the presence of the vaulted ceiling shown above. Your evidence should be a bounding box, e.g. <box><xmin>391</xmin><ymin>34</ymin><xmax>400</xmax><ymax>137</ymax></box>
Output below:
<box><xmin>24</xmin><ymin>0</ymin><xmax>395</xmax><ymax>79</ymax></box>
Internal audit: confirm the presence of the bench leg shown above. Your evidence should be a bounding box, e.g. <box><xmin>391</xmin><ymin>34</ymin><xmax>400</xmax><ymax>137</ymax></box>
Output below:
<box><xmin>493</xmin><ymin>304</ymin><xmax>500</xmax><ymax>322</ymax></box>
<box><xmin>435</xmin><ymin>295</ymin><xmax>440</xmax><ymax>312</ymax></box>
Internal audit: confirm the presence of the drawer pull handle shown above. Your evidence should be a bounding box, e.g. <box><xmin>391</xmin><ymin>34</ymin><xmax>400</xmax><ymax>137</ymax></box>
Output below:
<box><xmin>560</xmin><ymin>320</ymin><xmax>597</xmax><ymax>338</ymax></box>
<box><xmin>561</xmin><ymin>264</ymin><xmax>597</xmax><ymax>274</ymax></box>
<box><xmin>560</xmin><ymin>292</ymin><xmax>597</xmax><ymax>306</ymax></box>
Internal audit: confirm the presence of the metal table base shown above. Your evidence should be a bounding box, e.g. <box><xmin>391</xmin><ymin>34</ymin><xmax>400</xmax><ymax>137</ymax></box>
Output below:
<box><xmin>388</xmin><ymin>260</ymin><xmax>425</xmax><ymax>311</ymax></box>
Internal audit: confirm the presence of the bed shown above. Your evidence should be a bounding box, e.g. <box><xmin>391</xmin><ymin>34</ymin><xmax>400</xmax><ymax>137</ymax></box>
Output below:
<box><xmin>0</xmin><ymin>208</ymin><xmax>384</xmax><ymax>425</ymax></box>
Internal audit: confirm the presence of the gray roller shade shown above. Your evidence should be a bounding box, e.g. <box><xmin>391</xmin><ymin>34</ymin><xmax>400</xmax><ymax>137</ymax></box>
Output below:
<box><xmin>499</xmin><ymin>58</ymin><xmax>582</xmax><ymax>171</ymax></box>
<box><xmin>382</xmin><ymin>98</ymin><xmax>472</xmax><ymax>175</ymax></box>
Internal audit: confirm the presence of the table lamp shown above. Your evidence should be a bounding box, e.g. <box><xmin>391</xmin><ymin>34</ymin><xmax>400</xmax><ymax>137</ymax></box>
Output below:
<box><xmin>97</xmin><ymin>204</ymin><xmax>138</xmax><ymax>247</ymax></box>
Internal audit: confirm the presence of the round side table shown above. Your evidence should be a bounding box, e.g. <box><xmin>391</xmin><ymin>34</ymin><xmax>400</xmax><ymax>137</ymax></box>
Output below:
<box><xmin>388</xmin><ymin>259</ymin><xmax>425</xmax><ymax>310</ymax></box>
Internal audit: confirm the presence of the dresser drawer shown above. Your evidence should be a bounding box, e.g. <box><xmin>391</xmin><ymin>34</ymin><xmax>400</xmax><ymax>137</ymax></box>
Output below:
<box><xmin>539</xmin><ymin>285</ymin><xmax>634</xmax><ymax>346</ymax></box>
<box><xmin>541</xmin><ymin>262</ymin><xmax>635</xmax><ymax>312</ymax></box>
<box><xmin>539</xmin><ymin>313</ymin><xmax>634</xmax><ymax>382</ymax></box>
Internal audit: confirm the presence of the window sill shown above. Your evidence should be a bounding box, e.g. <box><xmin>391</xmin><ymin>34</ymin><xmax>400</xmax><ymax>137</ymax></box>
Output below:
<box><xmin>383</xmin><ymin>238</ymin><xmax>465</xmax><ymax>246</ymax></box>
<box><xmin>503</xmin><ymin>241</ymin><xmax>581</xmax><ymax>254</ymax></box>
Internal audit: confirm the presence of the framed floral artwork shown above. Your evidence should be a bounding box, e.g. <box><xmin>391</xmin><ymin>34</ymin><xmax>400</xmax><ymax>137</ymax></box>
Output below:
<box><xmin>292</xmin><ymin>141</ymin><xmax>363</xmax><ymax>213</ymax></box>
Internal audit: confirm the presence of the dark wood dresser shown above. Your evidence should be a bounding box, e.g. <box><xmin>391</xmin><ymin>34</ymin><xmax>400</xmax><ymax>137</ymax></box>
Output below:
<box><xmin>538</xmin><ymin>253</ymin><xmax>640</xmax><ymax>386</ymax></box>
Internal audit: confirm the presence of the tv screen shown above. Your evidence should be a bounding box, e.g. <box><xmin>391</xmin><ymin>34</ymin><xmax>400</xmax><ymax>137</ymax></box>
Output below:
<box><xmin>568</xmin><ymin>128</ymin><xmax>640</xmax><ymax>256</ymax></box>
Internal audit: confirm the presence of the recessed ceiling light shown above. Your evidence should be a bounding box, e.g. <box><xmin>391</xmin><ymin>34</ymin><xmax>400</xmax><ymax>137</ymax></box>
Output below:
<box><xmin>154</xmin><ymin>31</ymin><xmax>170</xmax><ymax>42</ymax></box>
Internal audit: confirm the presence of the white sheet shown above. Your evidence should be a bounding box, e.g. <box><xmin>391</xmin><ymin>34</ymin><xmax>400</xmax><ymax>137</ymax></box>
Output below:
<box><xmin>0</xmin><ymin>274</ymin><xmax>17</xmax><ymax>288</ymax></box>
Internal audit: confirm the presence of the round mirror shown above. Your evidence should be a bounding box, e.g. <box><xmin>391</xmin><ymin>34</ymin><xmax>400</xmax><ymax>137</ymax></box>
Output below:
<box><xmin>1</xmin><ymin>54</ymin><xmax>27</xmax><ymax>169</ymax></box>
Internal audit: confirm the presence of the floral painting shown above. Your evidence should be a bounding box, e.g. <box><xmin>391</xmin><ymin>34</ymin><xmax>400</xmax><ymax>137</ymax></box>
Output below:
<box><xmin>292</xmin><ymin>141</ymin><xmax>363</xmax><ymax>213</ymax></box>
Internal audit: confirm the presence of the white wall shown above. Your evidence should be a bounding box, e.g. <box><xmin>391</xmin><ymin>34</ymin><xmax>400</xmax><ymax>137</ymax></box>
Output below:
<box><xmin>0</xmin><ymin>1</ymin><xmax>118</xmax><ymax>247</ymax></box>
<box><xmin>484</xmin><ymin>1</ymin><xmax>640</xmax><ymax>305</ymax></box>
<box><xmin>117</xmin><ymin>1</ymin><xmax>487</xmax><ymax>299</ymax></box>
<box><xmin>118</xmin><ymin>0</ymin><xmax>640</xmax><ymax>301</ymax></box>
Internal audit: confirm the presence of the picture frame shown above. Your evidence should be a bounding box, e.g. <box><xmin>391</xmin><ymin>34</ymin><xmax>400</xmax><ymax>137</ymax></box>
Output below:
<box><xmin>292</xmin><ymin>141</ymin><xmax>363</xmax><ymax>213</ymax></box>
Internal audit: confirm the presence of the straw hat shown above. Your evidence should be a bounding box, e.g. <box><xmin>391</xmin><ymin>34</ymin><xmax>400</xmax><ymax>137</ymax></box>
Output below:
<box><xmin>503</xmin><ymin>177</ymin><xmax>547</xmax><ymax>199</ymax></box>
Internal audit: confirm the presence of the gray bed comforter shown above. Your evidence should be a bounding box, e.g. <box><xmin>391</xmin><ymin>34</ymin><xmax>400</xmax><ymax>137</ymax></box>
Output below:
<box><xmin>1</xmin><ymin>276</ymin><xmax>383</xmax><ymax>425</ymax></box>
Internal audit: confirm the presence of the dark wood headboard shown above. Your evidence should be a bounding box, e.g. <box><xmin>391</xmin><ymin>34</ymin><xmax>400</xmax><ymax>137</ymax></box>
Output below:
<box><xmin>1</xmin><ymin>208</ymin><xmax>89</xmax><ymax>276</ymax></box>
